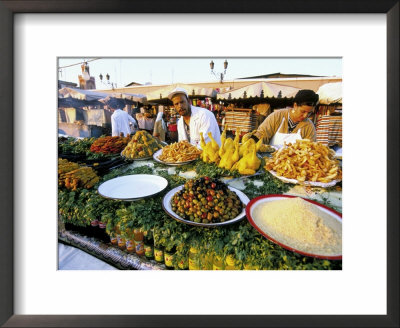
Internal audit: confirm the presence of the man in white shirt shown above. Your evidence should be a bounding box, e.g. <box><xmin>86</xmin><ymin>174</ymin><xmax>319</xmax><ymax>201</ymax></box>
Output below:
<box><xmin>168</xmin><ymin>87</ymin><xmax>221</xmax><ymax>148</ymax></box>
<box><xmin>110</xmin><ymin>107</ymin><xmax>138</xmax><ymax>137</ymax></box>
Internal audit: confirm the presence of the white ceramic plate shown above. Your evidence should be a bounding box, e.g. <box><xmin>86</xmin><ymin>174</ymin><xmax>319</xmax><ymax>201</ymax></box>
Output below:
<box><xmin>98</xmin><ymin>174</ymin><xmax>168</xmax><ymax>201</ymax></box>
<box><xmin>267</xmin><ymin>170</ymin><xmax>341</xmax><ymax>188</ymax></box>
<box><xmin>153</xmin><ymin>148</ymin><xmax>199</xmax><ymax>166</ymax></box>
<box><xmin>246</xmin><ymin>194</ymin><xmax>342</xmax><ymax>260</ymax></box>
<box><xmin>162</xmin><ymin>185</ymin><xmax>250</xmax><ymax>227</ymax></box>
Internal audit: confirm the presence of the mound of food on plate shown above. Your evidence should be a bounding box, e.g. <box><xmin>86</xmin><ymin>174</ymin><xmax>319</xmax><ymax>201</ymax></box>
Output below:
<box><xmin>157</xmin><ymin>140</ymin><xmax>202</xmax><ymax>163</ymax></box>
<box><xmin>252</xmin><ymin>197</ymin><xmax>342</xmax><ymax>255</ymax></box>
<box><xmin>90</xmin><ymin>135</ymin><xmax>130</xmax><ymax>154</ymax></box>
<box><xmin>58</xmin><ymin>158</ymin><xmax>99</xmax><ymax>190</ymax></box>
<box><xmin>121</xmin><ymin>130</ymin><xmax>163</xmax><ymax>159</ymax></box>
<box><xmin>199</xmin><ymin>128</ymin><xmax>262</xmax><ymax>175</ymax></box>
<box><xmin>264</xmin><ymin>139</ymin><xmax>342</xmax><ymax>183</ymax></box>
<box><xmin>171</xmin><ymin>177</ymin><xmax>243</xmax><ymax>224</ymax></box>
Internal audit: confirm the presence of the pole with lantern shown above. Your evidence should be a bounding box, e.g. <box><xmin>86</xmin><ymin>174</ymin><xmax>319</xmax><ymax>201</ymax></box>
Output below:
<box><xmin>210</xmin><ymin>59</ymin><xmax>228</xmax><ymax>83</ymax></box>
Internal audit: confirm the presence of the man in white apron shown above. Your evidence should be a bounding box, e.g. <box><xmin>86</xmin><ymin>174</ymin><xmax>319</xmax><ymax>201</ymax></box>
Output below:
<box><xmin>111</xmin><ymin>107</ymin><xmax>138</xmax><ymax>137</ymax></box>
<box><xmin>168</xmin><ymin>87</ymin><xmax>221</xmax><ymax>148</ymax></box>
<box><xmin>252</xmin><ymin>89</ymin><xmax>319</xmax><ymax>147</ymax></box>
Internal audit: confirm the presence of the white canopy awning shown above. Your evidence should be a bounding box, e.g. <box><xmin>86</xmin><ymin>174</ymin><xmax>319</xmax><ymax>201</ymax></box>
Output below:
<box><xmin>104</xmin><ymin>92</ymin><xmax>147</xmax><ymax>103</ymax></box>
<box><xmin>316</xmin><ymin>82</ymin><xmax>342</xmax><ymax>104</ymax></box>
<box><xmin>145</xmin><ymin>83</ymin><xmax>217</xmax><ymax>101</ymax></box>
<box><xmin>216</xmin><ymin>82</ymin><xmax>301</xmax><ymax>100</ymax></box>
<box><xmin>58</xmin><ymin>87</ymin><xmax>110</xmax><ymax>101</ymax></box>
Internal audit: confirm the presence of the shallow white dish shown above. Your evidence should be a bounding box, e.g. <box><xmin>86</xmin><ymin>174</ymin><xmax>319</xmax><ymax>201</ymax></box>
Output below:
<box><xmin>98</xmin><ymin>174</ymin><xmax>168</xmax><ymax>201</ymax></box>
<box><xmin>246</xmin><ymin>194</ymin><xmax>342</xmax><ymax>260</ymax></box>
<box><xmin>267</xmin><ymin>170</ymin><xmax>341</xmax><ymax>188</ymax></box>
<box><xmin>162</xmin><ymin>185</ymin><xmax>250</xmax><ymax>227</ymax></box>
<box><xmin>153</xmin><ymin>148</ymin><xmax>199</xmax><ymax>166</ymax></box>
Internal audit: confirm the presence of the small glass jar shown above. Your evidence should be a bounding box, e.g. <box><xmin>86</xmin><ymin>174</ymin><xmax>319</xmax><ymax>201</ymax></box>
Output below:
<box><xmin>144</xmin><ymin>243</ymin><xmax>154</xmax><ymax>260</ymax></box>
<box><xmin>243</xmin><ymin>262</ymin><xmax>259</xmax><ymax>270</ymax></box>
<box><xmin>212</xmin><ymin>255</ymin><xmax>224</xmax><ymax>270</ymax></box>
<box><xmin>117</xmin><ymin>236</ymin><xmax>126</xmax><ymax>250</ymax></box>
<box><xmin>164</xmin><ymin>248</ymin><xmax>176</xmax><ymax>270</ymax></box>
<box><xmin>178</xmin><ymin>258</ymin><xmax>189</xmax><ymax>270</ymax></box>
<box><xmin>154</xmin><ymin>245</ymin><xmax>164</xmax><ymax>263</ymax></box>
<box><xmin>224</xmin><ymin>254</ymin><xmax>239</xmax><ymax>270</ymax></box>
<box><xmin>110</xmin><ymin>235</ymin><xmax>118</xmax><ymax>245</ymax></box>
<box><xmin>188</xmin><ymin>247</ymin><xmax>200</xmax><ymax>270</ymax></box>
<box><xmin>125</xmin><ymin>239</ymin><xmax>135</xmax><ymax>253</ymax></box>
<box><xmin>200</xmin><ymin>246</ymin><xmax>213</xmax><ymax>270</ymax></box>
<box><xmin>90</xmin><ymin>219</ymin><xmax>99</xmax><ymax>227</ymax></box>
<box><xmin>135</xmin><ymin>239</ymin><xmax>144</xmax><ymax>256</ymax></box>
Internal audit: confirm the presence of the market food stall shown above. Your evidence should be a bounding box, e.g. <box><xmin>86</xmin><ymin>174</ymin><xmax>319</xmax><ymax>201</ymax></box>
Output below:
<box><xmin>145</xmin><ymin>83</ymin><xmax>217</xmax><ymax>102</ymax></box>
<box><xmin>58</xmin><ymin>88</ymin><xmax>148</xmax><ymax>138</ymax></box>
<box><xmin>217</xmin><ymin>82</ymin><xmax>302</xmax><ymax>133</ymax></box>
<box><xmin>315</xmin><ymin>82</ymin><xmax>343</xmax><ymax>148</ymax></box>
<box><xmin>58</xmin><ymin>132</ymin><xmax>342</xmax><ymax>270</ymax></box>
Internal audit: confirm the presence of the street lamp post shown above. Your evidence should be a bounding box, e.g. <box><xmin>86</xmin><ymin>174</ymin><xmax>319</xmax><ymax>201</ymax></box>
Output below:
<box><xmin>99</xmin><ymin>73</ymin><xmax>117</xmax><ymax>89</ymax></box>
<box><xmin>210</xmin><ymin>59</ymin><xmax>228</xmax><ymax>83</ymax></box>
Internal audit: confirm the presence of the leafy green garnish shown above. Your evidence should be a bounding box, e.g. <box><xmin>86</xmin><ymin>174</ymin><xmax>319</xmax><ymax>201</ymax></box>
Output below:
<box><xmin>58</xmin><ymin>159</ymin><xmax>342</xmax><ymax>270</ymax></box>
<box><xmin>194</xmin><ymin>161</ymin><xmax>241</xmax><ymax>179</ymax></box>
<box><xmin>243</xmin><ymin>171</ymin><xmax>292</xmax><ymax>199</ymax></box>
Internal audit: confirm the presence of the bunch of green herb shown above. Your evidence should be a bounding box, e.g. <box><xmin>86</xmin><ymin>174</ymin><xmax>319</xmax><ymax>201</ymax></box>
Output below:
<box><xmin>101</xmin><ymin>164</ymin><xmax>154</xmax><ymax>182</ymax></box>
<box><xmin>243</xmin><ymin>171</ymin><xmax>292</xmax><ymax>199</ymax></box>
<box><xmin>195</xmin><ymin>161</ymin><xmax>240</xmax><ymax>179</ymax></box>
<box><xmin>58</xmin><ymin>137</ymin><xmax>95</xmax><ymax>155</ymax></box>
<box><xmin>58</xmin><ymin>189</ymin><xmax>91</xmax><ymax>227</ymax></box>
<box><xmin>84</xmin><ymin>192</ymin><xmax>118</xmax><ymax>222</ymax></box>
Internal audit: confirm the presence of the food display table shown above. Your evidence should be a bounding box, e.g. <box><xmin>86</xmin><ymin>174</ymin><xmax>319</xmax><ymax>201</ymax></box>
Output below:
<box><xmin>58</xmin><ymin>135</ymin><xmax>342</xmax><ymax>271</ymax></box>
<box><xmin>58</xmin><ymin>161</ymin><xmax>342</xmax><ymax>270</ymax></box>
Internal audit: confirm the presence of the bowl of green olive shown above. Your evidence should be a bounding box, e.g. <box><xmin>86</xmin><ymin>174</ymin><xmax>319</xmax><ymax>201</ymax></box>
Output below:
<box><xmin>162</xmin><ymin>176</ymin><xmax>250</xmax><ymax>227</ymax></box>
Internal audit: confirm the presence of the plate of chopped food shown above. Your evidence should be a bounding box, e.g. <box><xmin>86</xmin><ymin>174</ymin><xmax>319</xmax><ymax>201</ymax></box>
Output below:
<box><xmin>162</xmin><ymin>176</ymin><xmax>250</xmax><ymax>227</ymax></box>
<box><xmin>153</xmin><ymin>141</ymin><xmax>202</xmax><ymax>166</ymax></box>
<box><xmin>246</xmin><ymin>194</ymin><xmax>342</xmax><ymax>260</ymax></box>
<box><xmin>264</xmin><ymin>139</ymin><xmax>342</xmax><ymax>187</ymax></box>
<box><xmin>121</xmin><ymin>130</ymin><xmax>164</xmax><ymax>161</ymax></box>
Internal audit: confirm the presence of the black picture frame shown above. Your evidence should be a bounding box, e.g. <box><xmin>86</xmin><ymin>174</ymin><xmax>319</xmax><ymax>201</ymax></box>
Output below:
<box><xmin>0</xmin><ymin>1</ymin><xmax>398</xmax><ymax>327</ymax></box>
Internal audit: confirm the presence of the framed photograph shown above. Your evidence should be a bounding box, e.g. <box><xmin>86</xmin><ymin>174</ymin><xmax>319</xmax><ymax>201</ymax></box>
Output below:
<box><xmin>1</xmin><ymin>1</ymin><xmax>398</xmax><ymax>327</ymax></box>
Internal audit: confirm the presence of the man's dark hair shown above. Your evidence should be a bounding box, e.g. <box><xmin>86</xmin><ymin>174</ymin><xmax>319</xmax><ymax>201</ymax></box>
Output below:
<box><xmin>293</xmin><ymin>89</ymin><xmax>319</xmax><ymax>104</ymax></box>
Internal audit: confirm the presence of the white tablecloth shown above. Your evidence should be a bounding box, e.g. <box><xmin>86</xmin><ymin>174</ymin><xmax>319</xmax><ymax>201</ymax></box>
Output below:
<box><xmin>58</xmin><ymin>243</ymin><xmax>117</xmax><ymax>270</ymax></box>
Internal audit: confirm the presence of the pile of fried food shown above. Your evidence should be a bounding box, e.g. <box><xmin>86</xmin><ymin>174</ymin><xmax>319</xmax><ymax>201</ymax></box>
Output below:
<box><xmin>157</xmin><ymin>141</ymin><xmax>202</xmax><ymax>163</ymax></box>
<box><xmin>264</xmin><ymin>139</ymin><xmax>342</xmax><ymax>183</ymax></box>
<box><xmin>90</xmin><ymin>135</ymin><xmax>130</xmax><ymax>154</ymax></box>
<box><xmin>200</xmin><ymin>126</ymin><xmax>265</xmax><ymax>175</ymax></box>
<box><xmin>121</xmin><ymin>130</ymin><xmax>163</xmax><ymax>159</ymax></box>
<box><xmin>58</xmin><ymin>158</ymin><xmax>99</xmax><ymax>190</ymax></box>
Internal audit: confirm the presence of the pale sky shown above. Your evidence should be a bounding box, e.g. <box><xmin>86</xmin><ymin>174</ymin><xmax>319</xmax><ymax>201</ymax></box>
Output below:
<box><xmin>58</xmin><ymin>57</ymin><xmax>342</xmax><ymax>89</ymax></box>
